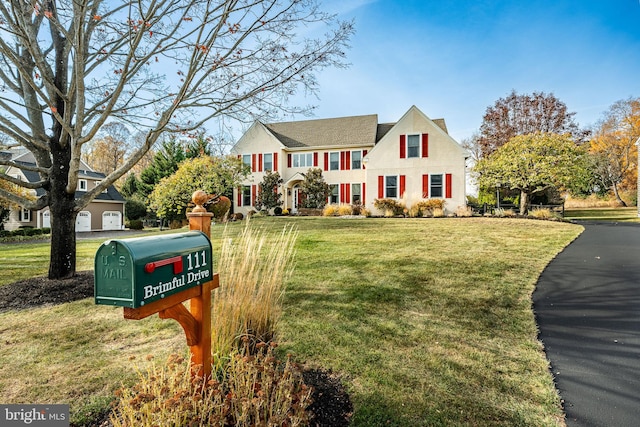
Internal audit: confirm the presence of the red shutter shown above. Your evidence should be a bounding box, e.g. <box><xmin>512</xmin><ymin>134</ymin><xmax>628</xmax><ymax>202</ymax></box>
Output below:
<box><xmin>258</xmin><ymin>153</ymin><xmax>263</xmax><ymax>172</ymax></box>
<box><xmin>237</xmin><ymin>187</ymin><xmax>242</xmax><ymax>206</ymax></box>
<box><xmin>446</xmin><ymin>173</ymin><xmax>452</xmax><ymax>198</ymax></box>
<box><xmin>363</xmin><ymin>150</ymin><xmax>368</xmax><ymax>170</ymax></box>
<box><xmin>422</xmin><ymin>175</ymin><xmax>429</xmax><ymax>198</ymax></box>
<box><xmin>340</xmin><ymin>151</ymin><xmax>345</xmax><ymax>170</ymax></box>
<box><xmin>378</xmin><ymin>176</ymin><xmax>384</xmax><ymax>198</ymax></box>
<box><xmin>399</xmin><ymin>175</ymin><xmax>406</xmax><ymax>198</ymax></box>
<box><xmin>345</xmin><ymin>151</ymin><xmax>351</xmax><ymax>170</ymax></box>
<box><xmin>362</xmin><ymin>182</ymin><xmax>366</xmax><ymax>205</ymax></box>
<box><xmin>251</xmin><ymin>185</ymin><xmax>257</xmax><ymax>206</ymax></box>
<box><xmin>287</xmin><ymin>153</ymin><xmax>292</xmax><ymax>168</ymax></box>
<box><xmin>400</xmin><ymin>135</ymin><xmax>406</xmax><ymax>159</ymax></box>
<box><xmin>346</xmin><ymin>184</ymin><xmax>351</xmax><ymax>203</ymax></box>
<box><xmin>313</xmin><ymin>152</ymin><xmax>318</xmax><ymax>167</ymax></box>
<box><xmin>422</xmin><ymin>134</ymin><xmax>429</xmax><ymax>158</ymax></box>
<box><xmin>323</xmin><ymin>152</ymin><xmax>329</xmax><ymax>171</ymax></box>
<box><xmin>340</xmin><ymin>184</ymin><xmax>346</xmax><ymax>203</ymax></box>
<box><xmin>273</xmin><ymin>152</ymin><xmax>278</xmax><ymax>172</ymax></box>
<box><xmin>237</xmin><ymin>154</ymin><xmax>241</xmax><ymax>160</ymax></box>
<box><xmin>252</xmin><ymin>154</ymin><xmax>256</xmax><ymax>172</ymax></box>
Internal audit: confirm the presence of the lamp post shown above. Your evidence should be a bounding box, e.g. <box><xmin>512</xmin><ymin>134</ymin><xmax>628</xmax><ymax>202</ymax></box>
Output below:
<box><xmin>496</xmin><ymin>183</ymin><xmax>501</xmax><ymax>209</ymax></box>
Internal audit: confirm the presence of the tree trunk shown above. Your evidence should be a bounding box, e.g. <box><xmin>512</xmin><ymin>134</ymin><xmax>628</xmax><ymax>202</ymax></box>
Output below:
<box><xmin>519</xmin><ymin>190</ymin><xmax>529</xmax><ymax>216</ymax></box>
<box><xmin>611</xmin><ymin>183</ymin><xmax>627</xmax><ymax>207</ymax></box>
<box><xmin>48</xmin><ymin>142</ymin><xmax>77</xmax><ymax>280</ymax></box>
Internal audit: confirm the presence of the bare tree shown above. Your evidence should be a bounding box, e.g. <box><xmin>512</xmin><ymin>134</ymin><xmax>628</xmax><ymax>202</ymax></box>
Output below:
<box><xmin>0</xmin><ymin>0</ymin><xmax>353</xmax><ymax>279</ymax></box>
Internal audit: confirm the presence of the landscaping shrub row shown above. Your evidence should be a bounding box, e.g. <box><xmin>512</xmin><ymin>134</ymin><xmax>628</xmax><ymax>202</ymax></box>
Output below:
<box><xmin>0</xmin><ymin>227</ymin><xmax>51</xmax><ymax>238</ymax></box>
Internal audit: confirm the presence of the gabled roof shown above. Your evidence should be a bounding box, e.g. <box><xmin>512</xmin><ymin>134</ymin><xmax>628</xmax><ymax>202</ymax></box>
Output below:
<box><xmin>260</xmin><ymin>112</ymin><xmax>450</xmax><ymax>150</ymax></box>
<box><xmin>12</xmin><ymin>161</ymin><xmax>124</xmax><ymax>203</ymax></box>
<box><xmin>263</xmin><ymin>114</ymin><xmax>380</xmax><ymax>148</ymax></box>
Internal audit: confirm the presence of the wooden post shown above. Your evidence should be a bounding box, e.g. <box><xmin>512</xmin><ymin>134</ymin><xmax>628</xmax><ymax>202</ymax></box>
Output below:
<box><xmin>186</xmin><ymin>190</ymin><xmax>214</xmax><ymax>379</ymax></box>
<box><xmin>121</xmin><ymin>190</ymin><xmax>217</xmax><ymax>380</ymax></box>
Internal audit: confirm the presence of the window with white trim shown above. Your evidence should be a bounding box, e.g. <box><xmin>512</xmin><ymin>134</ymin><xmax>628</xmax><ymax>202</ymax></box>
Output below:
<box><xmin>431</xmin><ymin>174</ymin><xmax>443</xmax><ymax>198</ymax></box>
<box><xmin>352</xmin><ymin>183</ymin><xmax>361</xmax><ymax>204</ymax></box>
<box><xmin>293</xmin><ymin>153</ymin><xmax>313</xmax><ymax>168</ymax></box>
<box><xmin>407</xmin><ymin>134</ymin><xmax>420</xmax><ymax>158</ymax></box>
<box><xmin>351</xmin><ymin>151</ymin><xmax>362</xmax><ymax>169</ymax></box>
<box><xmin>242</xmin><ymin>186</ymin><xmax>251</xmax><ymax>206</ymax></box>
<box><xmin>329</xmin><ymin>184</ymin><xmax>339</xmax><ymax>204</ymax></box>
<box><xmin>263</xmin><ymin>153</ymin><xmax>273</xmax><ymax>171</ymax></box>
<box><xmin>385</xmin><ymin>176</ymin><xmax>398</xmax><ymax>198</ymax></box>
<box><xmin>242</xmin><ymin>154</ymin><xmax>251</xmax><ymax>168</ymax></box>
<box><xmin>329</xmin><ymin>152</ymin><xmax>339</xmax><ymax>170</ymax></box>
<box><xmin>19</xmin><ymin>208</ymin><xmax>31</xmax><ymax>222</ymax></box>
<box><xmin>78</xmin><ymin>179</ymin><xmax>87</xmax><ymax>191</ymax></box>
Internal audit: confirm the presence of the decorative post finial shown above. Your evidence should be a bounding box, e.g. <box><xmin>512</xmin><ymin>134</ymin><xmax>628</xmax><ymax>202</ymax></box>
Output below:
<box><xmin>192</xmin><ymin>190</ymin><xmax>208</xmax><ymax>213</ymax></box>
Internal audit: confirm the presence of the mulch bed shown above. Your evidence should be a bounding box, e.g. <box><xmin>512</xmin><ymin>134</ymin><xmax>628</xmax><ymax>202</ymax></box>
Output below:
<box><xmin>0</xmin><ymin>272</ymin><xmax>353</xmax><ymax>426</ymax></box>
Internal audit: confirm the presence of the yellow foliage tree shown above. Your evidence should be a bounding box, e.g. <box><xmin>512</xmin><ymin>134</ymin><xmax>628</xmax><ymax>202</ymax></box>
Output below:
<box><xmin>589</xmin><ymin>97</ymin><xmax>640</xmax><ymax>206</ymax></box>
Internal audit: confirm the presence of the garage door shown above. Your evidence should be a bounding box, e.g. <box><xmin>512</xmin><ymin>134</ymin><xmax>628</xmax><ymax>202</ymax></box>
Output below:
<box><xmin>75</xmin><ymin>211</ymin><xmax>91</xmax><ymax>232</ymax></box>
<box><xmin>102</xmin><ymin>211</ymin><xmax>122</xmax><ymax>230</ymax></box>
<box><xmin>42</xmin><ymin>210</ymin><xmax>50</xmax><ymax>228</ymax></box>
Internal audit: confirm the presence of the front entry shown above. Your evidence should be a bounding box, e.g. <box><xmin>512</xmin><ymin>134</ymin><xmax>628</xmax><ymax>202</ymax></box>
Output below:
<box><xmin>292</xmin><ymin>186</ymin><xmax>300</xmax><ymax>214</ymax></box>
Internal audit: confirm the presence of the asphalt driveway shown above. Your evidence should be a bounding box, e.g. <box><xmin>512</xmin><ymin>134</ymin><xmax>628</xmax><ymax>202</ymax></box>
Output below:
<box><xmin>533</xmin><ymin>222</ymin><xmax>640</xmax><ymax>427</ymax></box>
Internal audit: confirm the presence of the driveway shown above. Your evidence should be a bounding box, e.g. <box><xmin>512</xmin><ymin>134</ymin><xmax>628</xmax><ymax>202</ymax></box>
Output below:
<box><xmin>533</xmin><ymin>222</ymin><xmax>640</xmax><ymax>427</ymax></box>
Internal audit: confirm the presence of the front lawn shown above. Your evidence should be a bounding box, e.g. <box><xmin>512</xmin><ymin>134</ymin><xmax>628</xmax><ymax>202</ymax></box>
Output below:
<box><xmin>0</xmin><ymin>217</ymin><xmax>582</xmax><ymax>426</ymax></box>
<box><xmin>564</xmin><ymin>207</ymin><xmax>639</xmax><ymax>222</ymax></box>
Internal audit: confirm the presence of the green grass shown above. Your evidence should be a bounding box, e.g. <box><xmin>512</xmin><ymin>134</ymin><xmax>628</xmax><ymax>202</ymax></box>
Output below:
<box><xmin>0</xmin><ymin>218</ymin><xmax>582</xmax><ymax>426</ymax></box>
<box><xmin>564</xmin><ymin>207</ymin><xmax>639</xmax><ymax>222</ymax></box>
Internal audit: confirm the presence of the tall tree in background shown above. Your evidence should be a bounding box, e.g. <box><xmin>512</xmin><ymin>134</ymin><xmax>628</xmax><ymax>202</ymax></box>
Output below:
<box><xmin>474</xmin><ymin>133</ymin><xmax>589</xmax><ymax>215</ymax></box>
<box><xmin>138</xmin><ymin>137</ymin><xmax>187</xmax><ymax>198</ymax></box>
<box><xmin>589</xmin><ymin>97</ymin><xmax>640</xmax><ymax>206</ymax></box>
<box><xmin>477</xmin><ymin>90</ymin><xmax>587</xmax><ymax>157</ymax></box>
<box><xmin>83</xmin><ymin>122</ymin><xmax>131</xmax><ymax>174</ymax></box>
<box><xmin>0</xmin><ymin>0</ymin><xmax>353</xmax><ymax>279</ymax></box>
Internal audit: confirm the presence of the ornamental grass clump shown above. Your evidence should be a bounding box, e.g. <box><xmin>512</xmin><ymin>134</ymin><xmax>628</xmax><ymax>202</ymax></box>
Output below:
<box><xmin>529</xmin><ymin>207</ymin><xmax>556</xmax><ymax>220</ymax></box>
<box><xmin>322</xmin><ymin>205</ymin><xmax>339</xmax><ymax>216</ymax></box>
<box><xmin>337</xmin><ymin>204</ymin><xmax>353</xmax><ymax>216</ymax></box>
<box><xmin>213</xmin><ymin>221</ymin><xmax>298</xmax><ymax>357</ymax></box>
<box><xmin>110</xmin><ymin>344</ymin><xmax>312</xmax><ymax>427</ymax></box>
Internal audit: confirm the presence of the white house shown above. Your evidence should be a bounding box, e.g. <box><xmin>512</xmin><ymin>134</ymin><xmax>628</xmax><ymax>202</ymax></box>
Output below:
<box><xmin>230</xmin><ymin>105</ymin><xmax>469</xmax><ymax>216</ymax></box>
<box><xmin>3</xmin><ymin>150</ymin><xmax>125</xmax><ymax>231</ymax></box>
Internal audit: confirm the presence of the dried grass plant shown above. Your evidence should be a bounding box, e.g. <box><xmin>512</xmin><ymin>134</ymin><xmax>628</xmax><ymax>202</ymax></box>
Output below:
<box><xmin>111</xmin><ymin>345</ymin><xmax>311</xmax><ymax>427</ymax></box>
<box><xmin>212</xmin><ymin>221</ymin><xmax>298</xmax><ymax>357</ymax></box>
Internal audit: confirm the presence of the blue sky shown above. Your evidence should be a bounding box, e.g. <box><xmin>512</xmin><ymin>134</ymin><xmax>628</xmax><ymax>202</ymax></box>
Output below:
<box><xmin>299</xmin><ymin>0</ymin><xmax>640</xmax><ymax>142</ymax></box>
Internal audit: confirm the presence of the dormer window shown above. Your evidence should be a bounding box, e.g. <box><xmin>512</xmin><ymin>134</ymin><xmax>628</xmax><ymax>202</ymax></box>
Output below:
<box><xmin>96</xmin><ymin>180</ymin><xmax>108</xmax><ymax>193</ymax></box>
<box><xmin>78</xmin><ymin>179</ymin><xmax>87</xmax><ymax>191</ymax></box>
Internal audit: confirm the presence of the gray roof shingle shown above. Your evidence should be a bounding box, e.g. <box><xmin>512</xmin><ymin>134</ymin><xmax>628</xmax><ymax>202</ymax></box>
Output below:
<box><xmin>262</xmin><ymin>113</ymin><xmax>449</xmax><ymax>149</ymax></box>
<box><xmin>264</xmin><ymin>114</ymin><xmax>380</xmax><ymax>148</ymax></box>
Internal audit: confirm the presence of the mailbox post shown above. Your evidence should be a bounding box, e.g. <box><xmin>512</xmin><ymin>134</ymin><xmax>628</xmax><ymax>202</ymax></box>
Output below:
<box><xmin>95</xmin><ymin>191</ymin><xmax>217</xmax><ymax>380</ymax></box>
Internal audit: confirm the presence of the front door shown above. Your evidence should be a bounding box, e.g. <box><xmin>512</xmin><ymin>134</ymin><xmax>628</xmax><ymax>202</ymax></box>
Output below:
<box><xmin>292</xmin><ymin>186</ymin><xmax>300</xmax><ymax>213</ymax></box>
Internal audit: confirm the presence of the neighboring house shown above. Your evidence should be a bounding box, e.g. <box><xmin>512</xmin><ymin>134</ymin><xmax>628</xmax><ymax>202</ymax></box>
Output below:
<box><xmin>230</xmin><ymin>105</ymin><xmax>469</xmax><ymax>216</ymax></box>
<box><xmin>2</xmin><ymin>150</ymin><xmax>125</xmax><ymax>231</ymax></box>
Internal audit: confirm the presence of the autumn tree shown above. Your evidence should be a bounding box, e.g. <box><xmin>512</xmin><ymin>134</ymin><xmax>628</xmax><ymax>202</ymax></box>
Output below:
<box><xmin>0</xmin><ymin>0</ymin><xmax>353</xmax><ymax>279</ymax></box>
<box><xmin>83</xmin><ymin>122</ymin><xmax>131</xmax><ymax>174</ymax></box>
<box><xmin>476</xmin><ymin>90</ymin><xmax>587</xmax><ymax>157</ymax></box>
<box><xmin>255</xmin><ymin>170</ymin><xmax>283</xmax><ymax>212</ymax></box>
<box><xmin>474</xmin><ymin>133</ymin><xmax>589</xmax><ymax>215</ymax></box>
<box><xmin>589</xmin><ymin>97</ymin><xmax>640</xmax><ymax>206</ymax></box>
<box><xmin>300</xmin><ymin>168</ymin><xmax>330</xmax><ymax>209</ymax></box>
<box><xmin>149</xmin><ymin>156</ymin><xmax>249</xmax><ymax>221</ymax></box>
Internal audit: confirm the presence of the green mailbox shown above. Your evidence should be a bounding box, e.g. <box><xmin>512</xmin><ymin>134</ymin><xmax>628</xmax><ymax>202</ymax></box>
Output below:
<box><xmin>94</xmin><ymin>231</ymin><xmax>213</xmax><ymax>308</ymax></box>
